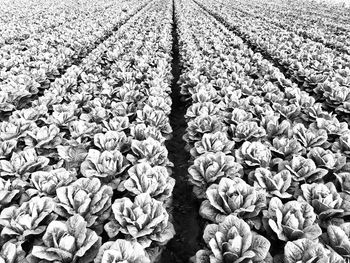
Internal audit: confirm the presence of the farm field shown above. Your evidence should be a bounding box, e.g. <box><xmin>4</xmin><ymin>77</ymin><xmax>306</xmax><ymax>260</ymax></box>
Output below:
<box><xmin>0</xmin><ymin>0</ymin><xmax>350</xmax><ymax>262</ymax></box>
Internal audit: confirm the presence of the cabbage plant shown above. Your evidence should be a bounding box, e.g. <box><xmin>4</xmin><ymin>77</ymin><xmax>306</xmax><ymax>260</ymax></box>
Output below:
<box><xmin>47</xmin><ymin>103</ymin><xmax>78</xmax><ymax>127</ymax></box>
<box><xmin>0</xmin><ymin>196</ymin><xmax>56</xmax><ymax>241</ymax></box>
<box><xmin>28</xmin><ymin>215</ymin><xmax>101</xmax><ymax>263</ymax></box>
<box><xmin>336</xmin><ymin>172</ymin><xmax>350</xmax><ymax>194</ymax></box>
<box><xmin>0</xmin><ymin>120</ymin><xmax>34</xmax><ymax>141</ymax></box>
<box><xmin>110</xmin><ymin>101</ymin><xmax>136</xmax><ymax>118</ymax></box>
<box><xmin>80</xmin><ymin>106</ymin><xmax>110</xmax><ymax>124</ymax></box>
<box><xmin>191</xmin><ymin>89</ymin><xmax>218</xmax><ymax>103</ymax></box>
<box><xmin>94</xmin><ymin>240</ymin><xmax>150</xmax><ymax>263</ymax></box>
<box><xmin>102</xmin><ymin>116</ymin><xmax>130</xmax><ymax>132</ymax></box>
<box><xmin>185</xmin><ymin>115</ymin><xmax>225</xmax><ymax>145</ymax></box>
<box><xmin>55</xmin><ymin>177</ymin><xmax>112</xmax><ymax>229</ymax></box>
<box><xmin>0</xmin><ymin>148</ymin><xmax>49</xmax><ymax>180</ymax></box>
<box><xmin>68</xmin><ymin>120</ymin><xmax>101</xmax><ymax>139</ymax></box>
<box><xmin>235</xmin><ymin>141</ymin><xmax>272</xmax><ymax>168</ymax></box>
<box><xmin>307</xmin><ymin>147</ymin><xmax>346</xmax><ymax>172</ymax></box>
<box><xmin>124</xmin><ymin>163</ymin><xmax>175</xmax><ymax>202</ymax></box>
<box><xmin>299</xmin><ymin>182</ymin><xmax>345</xmax><ymax>220</ymax></box>
<box><xmin>199</xmin><ymin>177</ymin><xmax>266</xmax><ymax>226</ymax></box>
<box><xmin>188</xmin><ymin>152</ymin><xmax>243</xmax><ymax>198</ymax></box>
<box><xmin>185</xmin><ymin>102</ymin><xmax>220</xmax><ymax>121</ymax></box>
<box><xmin>80</xmin><ymin>149</ymin><xmax>129</xmax><ymax>189</ymax></box>
<box><xmin>272</xmin><ymin>102</ymin><xmax>301</xmax><ymax>121</ymax></box>
<box><xmin>135</xmin><ymin>107</ymin><xmax>172</xmax><ymax>139</ymax></box>
<box><xmin>104</xmin><ymin>193</ymin><xmax>175</xmax><ymax>248</ymax></box>
<box><xmin>0</xmin><ymin>139</ymin><xmax>17</xmax><ymax>159</ymax></box>
<box><xmin>281</xmin><ymin>155</ymin><xmax>328</xmax><ymax>183</ymax></box>
<box><xmin>0</xmin><ymin>177</ymin><xmax>28</xmax><ymax>209</ymax></box>
<box><xmin>282</xmin><ymin>238</ymin><xmax>343</xmax><ymax>263</ymax></box>
<box><xmin>0</xmin><ymin>92</ymin><xmax>15</xmax><ymax>113</ymax></box>
<box><xmin>0</xmin><ymin>241</ymin><xmax>26</xmax><ymax>263</ymax></box>
<box><xmin>263</xmin><ymin>197</ymin><xmax>322</xmax><ymax>241</ymax></box>
<box><xmin>270</xmin><ymin>137</ymin><xmax>304</xmax><ymax>159</ymax></box>
<box><xmin>93</xmin><ymin>131</ymin><xmax>130</xmax><ymax>152</ymax></box>
<box><xmin>261</xmin><ymin>116</ymin><xmax>291</xmax><ymax>140</ymax></box>
<box><xmin>130</xmin><ymin>123</ymin><xmax>166</xmax><ymax>143</ymax></box>
<box><xmin>190</xmin><ymin>132</ymin><xmax>234</xmax><ymax>158</ymax></box>
<box><xmin>311</xmin><ymin>117</ymin><xmax>348</xmax><ymax>137</ymax></box>
<box><xmin>229</xmin><ymin>108</ymin><xmax>254</xmax><ymax>125</ymax></box>
<box><xmin>126</xmin><ymin>138</ymin><xmax>172</xmax><ymax>168</ymax></box>
<box><xmin>57</xmin><ymin>141</ymin><xmax>89</xmax><ymax>169</ymax></box>
<box><xmin>293</xmin><ymin>123</ymin><xmax>330</xmax><ymax>149</ymax></box>
<box><xmin>193</xmin><ymin>215</ymin><xmax>271</xmax><ymax>263</ymax></box>
<box><xmin>145</xmin><ymin>96</ymin><xmax>171</xmax><ymax>115</ymax></box>
<box><xmin>325</xmin><ymin>223</ymin><xmax>350</xmax><ymax>259</ymax></box>
<box><xmin>332</xmin><ymin>133</ymin><xmax>350</xmax><ymax>155</ymax></box>
<box><xmin>230</xmin><ymin>121</ymin><xmax>266</xmax><ymax>142</ymax></box>
<box><xmin>24</xmin><ymin>124</ymin><xmax>64</xmax><ymax>149</ymax></box>
<box><xmin>248</xmin><ymin>168</ymin><xmax>293</xmax><ymax>199</ymax></box>
<box><xmin>29</xmin><ymin>168</ymin><xmax>77</xmax><ymax>197</ymax></box>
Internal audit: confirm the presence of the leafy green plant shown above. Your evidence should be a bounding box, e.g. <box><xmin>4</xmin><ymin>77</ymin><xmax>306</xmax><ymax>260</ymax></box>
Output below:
<box><xmin>55</xmin><ymin>178</ymin><xmax>112</xmax><ymax>230</ymax></box>
<box><xmin>200</xmin><ymin>177</ymin><xmax>266</xmax><ymax>228</ymax></box>
<box><xmin>104</xmin><ymin>193</ymin><xmax>175</xmax><ymax>248</ymax></box>
<box><xmin>27</xmin><ymin>215</ymin><xmax>101</xmax><ymax>263</ymax></box>
<box><xmin>94</xmin><ymin>240</ymin><xmax>150</xmax><ymax>263</ymax></box>
<box><xmin>192</xmin><ymin>215</ymin><xmax>271</xmax><ymax>263</ymax></box>
<box><xmin>263</xmin><ymin>197</ymin><xmax>322</xmax><ymax>241</ymax></box>
<box><xmin>188</xmin><ymin>152</ymin><xmax>243</xmax><ymax>198</ymax></box>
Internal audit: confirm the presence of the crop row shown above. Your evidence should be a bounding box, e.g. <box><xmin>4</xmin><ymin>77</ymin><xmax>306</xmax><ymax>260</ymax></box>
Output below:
<box><xmin>0</xmin><ymin>0</ymin><xmax>69</xmax><ymax>45</ymax></box>
<box><xmin>196</xmin><ymin>0</ymin><xmax>350</xmax><ymax>122</ymax></box>
<box><xmin>176</xmin><ymin>0</ymin><xmax>350</xmax><ymax>262</ymax></box>
<box><xmin>0</xmin><ymin>0</ymin><xmax>150</xmax><ymax>120</ymax></box>
<box><xmin>274</xmin><ymin>0</ymin><xmax>350</xmax><ymax>23</ymax></box>
<box><xmin>0</xmin><ymin>0</ymin><xmax>176</xmax><ymax>262</ymax></box>
<box><xmin>0</xmin><ymin>0</ymin><xmax>138</xmax><ymax>48</ymax></box>
<box><xmin>230</xmin><ymin>0</ymin><xmax>350</xmax><ymax>55</ymax></box>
